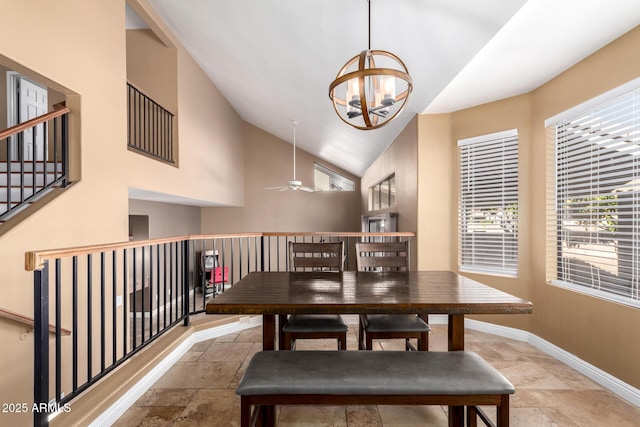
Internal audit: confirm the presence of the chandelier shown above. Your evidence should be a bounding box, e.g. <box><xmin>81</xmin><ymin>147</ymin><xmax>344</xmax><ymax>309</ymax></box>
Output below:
<box><xmin>329</xmin><ymin>0</ymin><xmax>413</xmax><ymax>130</ymax></box>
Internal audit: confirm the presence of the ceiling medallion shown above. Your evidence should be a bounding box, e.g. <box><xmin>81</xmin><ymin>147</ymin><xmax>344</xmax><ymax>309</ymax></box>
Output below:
<box><xmin>329</xmin><ymin>0</ymin><xmax>413</xmax><ymax>130</ymax></box>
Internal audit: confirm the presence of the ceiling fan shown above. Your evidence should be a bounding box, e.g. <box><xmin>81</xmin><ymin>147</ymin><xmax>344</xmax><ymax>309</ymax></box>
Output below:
<box><xmin>265</xmin><ymin>120</ymin><xmax>317</xmax><ymax>192</ymax></box>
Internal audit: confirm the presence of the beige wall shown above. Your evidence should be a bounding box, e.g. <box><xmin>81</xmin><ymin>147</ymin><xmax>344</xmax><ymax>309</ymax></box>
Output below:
<box><xmin>126</xmin><ymin>29</ymin><xmax>177</xmax><ymax>113</ymax></box>
<box><xmin>416</xmin><ymin>113</ymin><xmax>456</xmax><ymax>271</ymax></box>
<box><xmin>0</xmin><ymin>2</ymin><xmax>129</xmax><ymax>424</ymax></box>
<box><xmin>125</xmin><ymin>1</ymin><xmax>245</xmax><ymax>207</ymax></box>
<box><xmin>417</xmin><ymin>25</ymin><xmax>640</xmax><ymax>388</ymax></box>
<box><xmin>361</xmin><ymin>116</ymin><xmax>418</xmax><ymax>234</ymax></box>
<box><xmin>528</xmin><ymin>25</ymin><xmax>640</xmax><ymax>388</ymax></box>
<box><xmin>129</xmin><ymin>199</ymin><xmax>201</xmax><ymax>238</ymax></box>
<box><xmin>201</xmin><ymin>123</ymin><xmax>361</xmax><ymax>233</ymax></box>
<box><xmin>0</xmin><ymin>1</ymin><xmax>246</xmax><ymax>423</ymax></box>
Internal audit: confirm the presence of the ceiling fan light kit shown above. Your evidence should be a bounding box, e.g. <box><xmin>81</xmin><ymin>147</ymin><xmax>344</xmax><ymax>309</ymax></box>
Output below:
<box><xmin>265</xmin><ymin>120</ymin><xmax>317</xmax><ymax>192</ymax></box>
<box><xmin>329</xmin><ymin>0</ymin><xmax>413</xmax><ymax>130</ymax></box>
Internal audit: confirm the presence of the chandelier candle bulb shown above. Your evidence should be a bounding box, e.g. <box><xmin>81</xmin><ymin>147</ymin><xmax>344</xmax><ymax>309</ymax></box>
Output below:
<box><xmin>381</xmin><ymin>76</ymin><xmax>396</xmax><ymax>106</ymax></box>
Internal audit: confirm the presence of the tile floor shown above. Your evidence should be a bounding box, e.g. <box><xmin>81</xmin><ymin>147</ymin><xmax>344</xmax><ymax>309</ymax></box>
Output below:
<box><xmin>114</xmin><ymin>323</ymin><xmax>640</xmax><ymax>426</ymax></box>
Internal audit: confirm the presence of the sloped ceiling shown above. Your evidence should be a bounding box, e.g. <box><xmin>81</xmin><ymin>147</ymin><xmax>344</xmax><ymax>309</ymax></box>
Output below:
<box><xmin>141</xmin><ymin>0</ymin><xmax>640</xmax><ymax>177</ymax></box>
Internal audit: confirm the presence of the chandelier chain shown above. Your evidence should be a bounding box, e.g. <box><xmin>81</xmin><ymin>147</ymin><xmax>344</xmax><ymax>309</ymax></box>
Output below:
<box><xmin>368</xmin><ymin>0</ymin><xmax>371</xmax><ymax>51</ymax></box>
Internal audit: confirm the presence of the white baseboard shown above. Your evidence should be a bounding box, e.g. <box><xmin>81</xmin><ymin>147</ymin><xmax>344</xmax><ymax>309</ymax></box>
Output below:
<box><xmin>89</xmin><ymin>316</ymin><xmax>263</xmax><ymax>427</ymax></box>
<box><xmin>464</xmin><ymin>318</ymin><xmax>640</xmax><ymax>408</ymax></box>
<box><xmin>92</xmin><ymin>315</ymin><xmax>639</xmax><ymax>426</ymax></box>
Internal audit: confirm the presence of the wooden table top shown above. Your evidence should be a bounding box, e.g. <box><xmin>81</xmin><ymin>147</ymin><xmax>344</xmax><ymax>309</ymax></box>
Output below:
<box><xmin>205</xmin><ymin>271</ymin><xmax>533</xmax><ymax>316</ymax></box>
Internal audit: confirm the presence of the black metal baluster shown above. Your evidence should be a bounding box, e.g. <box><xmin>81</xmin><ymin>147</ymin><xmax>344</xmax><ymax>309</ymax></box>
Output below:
<box><xmin>149</xmin><ymin>245</ymin><xmax>154</xmax><ymax>338</ymax></box>
<box><xmin>169</xmin><ymin>243</ymin><xmax>173</xmax><ymax>324</ymax></box>
<box><xmin>87</xmin><ymin>254</ymin><xmax>93</xmax><ymax>382</ymax></box>
<box><xmin>55</xmin><ymin>258</ymin><xmax>62</xmax><ymax>402</ymax></box>
<box><xmin>141</xmin><ymin>246</ymin><xmax>146</xmax><ymax>343</ymax></box>
<box><xmin>183</xmin><ymin>240</ymin><xmax>190</xmax><ymax>326</ymax></box>
<box><xmin>173</xmin><ymin>242</ymin><xmax>178</xmax><ymax>320</ymax></box>
<box><xmin>127</xmin><ymin>83</ymin><xmax>135</xmax><ymax>150</ymax></box>
<box><xmin>100</xmin><ymin>252</ymin><xmax>105</xmax><ymax>373</ymax></box>
<box><xmin>123</xmin><ymin>249</ymin><xmax>128</xmax><ymax>356</ymax></box>
<box><xmin>72</xmin><ymin>256</ymin><xmax>78</xmax><ymax>391</ymax></box>
<box><xmin>53</xmin><ymin>117</ymin><xmax>58</xmax><ymax>184</ymax></box>
<box><xmin>112</xmin><ymin>251</ymin><xmax>117</xmax><ymax>365</ymax></box>
<box><xmin>169</xmin><ymin>113</ymin><xmax>173</xmax><ymax>161</ymax></box>
<box><xmin>163</xmin><ymin>243</ymin><xmax>167</xmax><ymax>328</ymax></box>
<box><xmin>222</xmin><ymin>238</ymin><xmax>233</xmax><ymax>291</ymax></box>
<box><xmin>239</xmin><ymin>238</ymin><xmax>243</xmax><ymax>280</ymax></box>
<box><xmin>61</xmin><ymin>111</ymin><xmax>69</xmax><ymax>187</ymax></box>
<box><xmin>33</xmin><ymin>261</ymin><xmax>49</xmax><ymax>427</ymax></box>
<box><xmin>42</xmin><ymin>121</ymin><xmax>48</xmax><ymax>191</ymax></box>
<box><xmin>132</xmin><ymin>247</ymin><xmax>137</xmax><ymax>350</ymax></box>
<box><xmin>134</xmin><ymin>87</ymin><xmax>139</xmax><ymax>150</ymax></box>
<box><xmin>156</xmin><ymin>244</ymin><xmax>161</xmax><ymax>335</ymax></box>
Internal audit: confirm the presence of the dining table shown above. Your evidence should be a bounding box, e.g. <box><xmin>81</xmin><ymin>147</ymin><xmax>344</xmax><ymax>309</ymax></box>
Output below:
<box><xmin>205</xmin><ymin>270</ymin><xmax>532</xmax><ymax>351</ymax></box>
<box><xmin>205</xmin><ymin>270</ymin><xmax>532</xmax><ymax>427</ymax></box>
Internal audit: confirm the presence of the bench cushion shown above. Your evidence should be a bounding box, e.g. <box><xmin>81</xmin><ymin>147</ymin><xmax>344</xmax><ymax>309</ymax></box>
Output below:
<box><xmin>236</xmin><ymin>351</ymin><xmax>514</xmax><ymax>396</ymax></box>
<box><xmin>364</xmin><ymin>314</ymin><xmax>431</xmax><ymax>333</ymax></box>
<box><xmin>282</xmin><ymin>314</ymin><xmax>348</xmax><ymax>333</ymax></box>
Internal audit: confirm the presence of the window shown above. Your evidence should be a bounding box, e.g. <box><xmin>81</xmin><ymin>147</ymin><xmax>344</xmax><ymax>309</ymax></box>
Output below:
<box><xmin>369</xmin><ymin>174</ymin><xmax>396</xmax><ymax>211</ymax></box>
<box><xmin>547</xmin><ymin>79</ymin><xmax>640</xmax><ymax>307</ymax></box>
<box><xmin>458</xmin><ymin>130</ymin><xmax>519</xmax><ymax>276</ymax></box>
<box><xmin>314</xmin><ymin>163</ymin><xmax>354</xmax><ymax>191</ymax></box>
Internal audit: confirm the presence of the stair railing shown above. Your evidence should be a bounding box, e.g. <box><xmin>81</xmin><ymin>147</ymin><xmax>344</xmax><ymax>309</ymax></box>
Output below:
<box><xmin>25</xmin><ymin>231</ymin><xmax>415</xmax><ymax>426</ymax></box>
<box><xmin>127</xmin><ymin>82</ymin><xmax>175</xmax><ymax>163</ymax></box>
<box><xmin>0</xmin><ymin>102</ymin><xmax>70</xmax><ymax>222</ymax></box>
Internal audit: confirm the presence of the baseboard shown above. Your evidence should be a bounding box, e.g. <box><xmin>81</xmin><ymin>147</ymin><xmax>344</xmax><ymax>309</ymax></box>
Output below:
<box><xmin>91</xmin><ymin>315</ymin><xmax>639</xmax><ymax>425</ymax></box>
<box><xmin>88</xmin><ymin>316</ymin><xmax>263</xmax><ymax>426</ymax></box>
<box><xmin>464</xmin><ymin>318</ymin><xmax>640</xmax><ymax>408</ymax></box>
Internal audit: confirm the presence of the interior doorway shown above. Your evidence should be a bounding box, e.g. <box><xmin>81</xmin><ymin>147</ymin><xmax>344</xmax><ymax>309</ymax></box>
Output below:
<box><xmin>6</xmin><ymin>71</ymin><xmax>48</xmax><ymax>161</ymax></box>
<box><xmin>129</xmin><ymin>215</ymin><xmax>150</xmax><ymax>241</ymax></box>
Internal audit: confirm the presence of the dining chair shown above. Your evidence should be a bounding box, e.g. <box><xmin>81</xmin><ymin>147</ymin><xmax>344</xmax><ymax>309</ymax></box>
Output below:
<box><xmin>356</xmin><ymin>241</ymin><xmax>430</xmax><ymax>351</ymax></box>
<box><xmin>281</xmin><ymin>241</ymin><xmax>348</xmax><ymax>350</ymax></box>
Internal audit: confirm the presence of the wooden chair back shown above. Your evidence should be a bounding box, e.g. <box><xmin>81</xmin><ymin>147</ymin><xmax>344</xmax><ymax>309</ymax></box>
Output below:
<box><xmin>289</xmin><ymin>241</ymin><xmax>345</xmax><ymax>272</ymax></box>
<box><xmin>355</xmin><ymin>241</ymin><xmax>409</xmax><ymax>271</ymax></box>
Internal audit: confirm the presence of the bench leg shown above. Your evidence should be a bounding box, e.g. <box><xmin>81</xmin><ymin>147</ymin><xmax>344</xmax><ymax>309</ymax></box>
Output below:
<box><xmin>448</xmin><ymin>405</ymin><xmax>464</xmax><ymax>427</ymax></box>
<box><xmin>497</xmin><ymin>394</ymin><xmax>510</xmax><ymax>427</ymax></box>
<box><xmin>241</xmin><ymin>397</ymin><xmax>251</xmax><ymax>427</ymax></box>
<box><xmin>339</xmin><ymin>332</ymin><xmax>347</xmax><ymax>350</ymax></box>
<box><xmin>253</xmin><ymin>404</ymin><xmax>275</xmax><ymax>427</ymax></box>
<box><xmin>467</xmin><ymin>406</ymin><xmax>478</xmax><ymax>427</ymax></box>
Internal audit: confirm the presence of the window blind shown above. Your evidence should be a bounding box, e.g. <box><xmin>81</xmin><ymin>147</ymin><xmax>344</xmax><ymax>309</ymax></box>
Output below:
<box><xmin>549</xmin><ymin>87</ymin><xmax>640</xmax><ymax>305</ymax></box>
<box><xmin>458</xmin><ymin>129</ymin><xmax>519</xmax><ymax>276</ymax></box>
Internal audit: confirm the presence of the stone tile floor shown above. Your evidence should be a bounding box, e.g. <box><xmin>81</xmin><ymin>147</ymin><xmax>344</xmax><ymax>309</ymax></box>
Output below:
<box><xmin>114</xmin><ymin>324</ymin><xmax>640</xmax><ymax>426</ymax></box>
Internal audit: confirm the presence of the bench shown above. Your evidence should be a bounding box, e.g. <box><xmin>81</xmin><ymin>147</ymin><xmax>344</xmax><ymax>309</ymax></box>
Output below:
<box><xmin>236</xmin><ymin>350</ymin><xmax>515</xmax><ymax>427</ymax></box>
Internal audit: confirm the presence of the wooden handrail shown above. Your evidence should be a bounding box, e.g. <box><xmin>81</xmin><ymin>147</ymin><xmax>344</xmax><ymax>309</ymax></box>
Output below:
<box><xmin>0</xmin><ymin>102</ymin><xmax>70</xmax><ymax>141</ymax></box>
<box><xmin>0</xmin><ymin>306</ymin><xmax>71</xmax><ymax>336</ymax></box>
<box><xmin>25</xmin><ymin>231</ymin><xmax>416</xmax><ymax>271</ymax></box>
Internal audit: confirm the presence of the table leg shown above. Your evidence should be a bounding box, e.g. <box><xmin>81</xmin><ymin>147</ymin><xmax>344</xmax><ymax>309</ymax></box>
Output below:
<box><xmin>448</xmin><ymin>314</ymin><xmax>465</xmax><ymax>427</ymax></box>
<box><xmin>278</xmin><ymin>314</ymin><xmax>287</xmax><ymax>351</ymax></box>
<box><xmin>263</xmin><ymin>315</ymin><xmax>276</xmax><ymax>351</ymax></box>
<box><xmin>448</xmin><ymin>314</ymin><xmax>464</xmax><ymax>351</ymax></box>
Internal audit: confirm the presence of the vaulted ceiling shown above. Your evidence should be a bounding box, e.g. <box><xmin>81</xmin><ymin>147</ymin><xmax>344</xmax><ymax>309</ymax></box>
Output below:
<box><xmin>141</xmin><ymin>0</ymin><xmax>640</xmax><ymax>177</ymax></box>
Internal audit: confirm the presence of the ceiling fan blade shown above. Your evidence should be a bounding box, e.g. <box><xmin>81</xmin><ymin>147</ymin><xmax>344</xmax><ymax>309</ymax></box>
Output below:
<box><xmin>299</xmin><ymin>186</ymin><xmax>316</xmax><ymax>192</ymax></box>
<box><xmin>265</xmin><ymin>186</ymin><xmax>288</xmax><ymax>190</ymax></box>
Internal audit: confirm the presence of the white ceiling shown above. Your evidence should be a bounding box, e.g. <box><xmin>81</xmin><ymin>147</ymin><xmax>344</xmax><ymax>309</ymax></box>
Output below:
<box><xmin>137</xmin><ymin>0</ymin><xmax>640</xmax><ymax>180</ymax></box>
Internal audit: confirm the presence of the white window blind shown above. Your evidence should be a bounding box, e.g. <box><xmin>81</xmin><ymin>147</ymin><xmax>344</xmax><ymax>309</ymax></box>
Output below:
<box><xmin>458</xmin><ymin>129</ymin><xmax>519</xmax><ymax>276</ymax></box>
<box><xmin>549</xmin><ymin>86</ymin><xmax>640</xmax><ymax>306</ymax></box>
